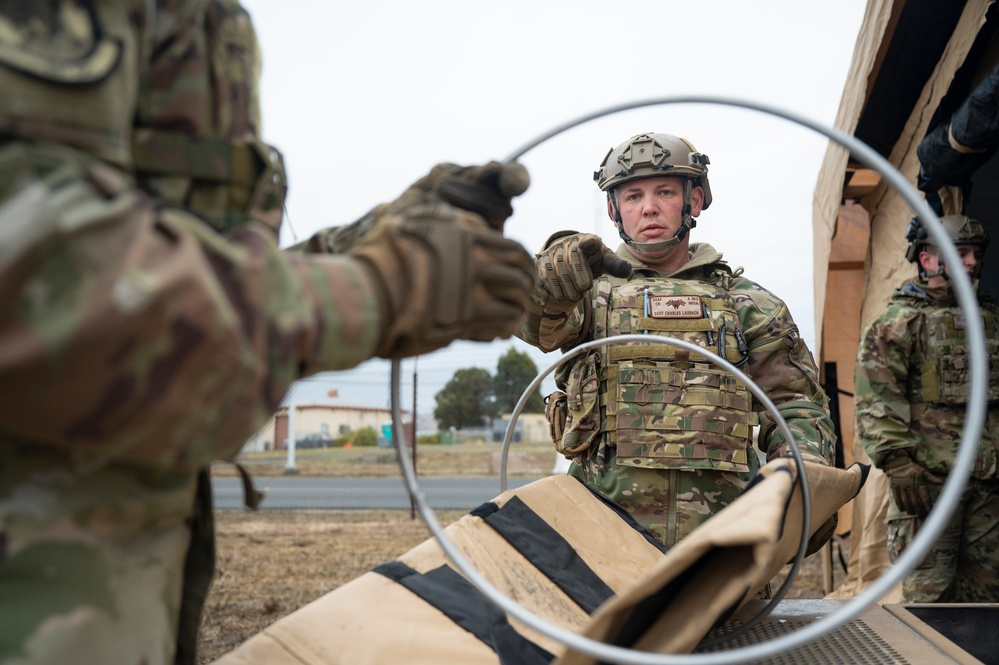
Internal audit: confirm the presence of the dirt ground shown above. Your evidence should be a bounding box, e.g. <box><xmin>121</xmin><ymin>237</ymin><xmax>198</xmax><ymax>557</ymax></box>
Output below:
<box><xmin>197</xmin><ymin>507</ymin><xmax>846</xmax><ymax>663</ymax></box>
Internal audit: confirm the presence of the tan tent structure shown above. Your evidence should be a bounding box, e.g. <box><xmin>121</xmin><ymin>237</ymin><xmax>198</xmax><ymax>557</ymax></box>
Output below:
<box><xmin>813</xmin><ymin>0</ymin><xmax>999</xmax><ymax>598</ymax></box>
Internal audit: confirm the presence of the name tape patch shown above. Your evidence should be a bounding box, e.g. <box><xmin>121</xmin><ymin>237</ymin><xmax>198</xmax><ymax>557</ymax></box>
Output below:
<box><xmin>649</xmin><ymin>294</ymin><xmax>703</xmax><ymax>318</ymax></box>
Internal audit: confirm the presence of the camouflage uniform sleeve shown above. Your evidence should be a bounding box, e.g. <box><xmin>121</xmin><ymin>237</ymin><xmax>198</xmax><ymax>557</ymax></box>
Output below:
<box><xmin>854</xmin><ymin>304</ymin><xmax>919</xmax><ymax>468</ymax></box>
<box><xmin>288</xmin><ymin>205</ymin><xmax>383</xmax><ymax>254</ymax></box>
<box><xmin>0</xmin><ymin>143</ymin><xmax>382</xmax><ymax>470</ymax></box>
<box><xmin>737</xmin><ymin>285</ymin><xmax>836</xmax><ymax>466</ymax></box>
<box><xmin>514</xmin><ymin>275</ymin><xmax>588</xmax><ymax>353</ymax></box>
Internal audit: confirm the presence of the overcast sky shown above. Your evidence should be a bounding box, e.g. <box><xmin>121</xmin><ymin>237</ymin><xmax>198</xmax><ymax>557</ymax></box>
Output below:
<box><xmin>240</xmin><ymin>1</ymin><xmax>869</xmax><ymax>415</ymax></box>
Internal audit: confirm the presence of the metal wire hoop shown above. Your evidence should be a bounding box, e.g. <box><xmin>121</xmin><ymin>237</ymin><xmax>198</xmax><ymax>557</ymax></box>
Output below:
<box><xmin>390</xmin><ymin>93</ymin><xmax>988</xmax><ymax>664</ymax></box>
<box><xmin>497</xmin><ymin>334</ymin><xmax>810</xmax><ymax>648</ymax></box>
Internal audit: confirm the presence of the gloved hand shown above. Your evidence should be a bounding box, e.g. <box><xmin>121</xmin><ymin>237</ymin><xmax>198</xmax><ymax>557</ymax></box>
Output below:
<box><xmin>536</xmin><ymin>231</ymin><xmax>632</xmax><ymax>303</ymax></box>
<box><xmin>298</xmin><ymin>161</ymin><xmax>529</xmax><ymax>253</ymax></box>
<box><xmin>408</xmin><ymin>160</ymin><xmax>530</xmax><ymax>231</ymax></box>
<box><xmin>883</xmin><ymin>452</ymin><xmax>942</xmax><ymax>517</ymax></box>
<box><xmin>349</xmin><ymin>198</ymin><xmax>535</xmax><ymax>359</ymax></box>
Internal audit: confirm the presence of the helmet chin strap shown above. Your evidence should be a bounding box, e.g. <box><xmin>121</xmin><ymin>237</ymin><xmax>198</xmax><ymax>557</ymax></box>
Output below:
<box><xmin>918</xmin><ymin>248</ymin><xmax>947</xmax><ymax>281</ymax></box>
<box><xmin>611</xmin><ymin>179</ymin><xmax>695</xmax><ymax>262</ymax></box>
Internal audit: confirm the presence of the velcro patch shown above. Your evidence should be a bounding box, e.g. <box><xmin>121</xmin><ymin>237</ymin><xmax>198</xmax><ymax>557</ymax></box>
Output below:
<box><xmin>649</xmin><ymin>294</ymin><xmax>702</xmax><ymax>318</ymax></box>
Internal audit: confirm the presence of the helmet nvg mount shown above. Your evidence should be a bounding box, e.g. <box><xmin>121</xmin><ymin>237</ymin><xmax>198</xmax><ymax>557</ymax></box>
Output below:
<box><xmin>905</xmin><ymin>214</ymin><xmax>990</xmax><ymax>278</ymax></box>
<box><xmin>593</xmin><ymin>132</ymin><xmax>711</xmax><ymax>260</ymax></box>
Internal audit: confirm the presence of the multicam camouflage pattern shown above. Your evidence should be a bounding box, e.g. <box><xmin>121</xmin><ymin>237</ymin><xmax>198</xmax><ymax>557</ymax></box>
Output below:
<box><xmin>596</xmin><ymin>276</ymin><xmax>755</xmax><ymax>472</ymax></box>
<box><xmin>568</xmin><ymin>448</ymin><xmax>750</xmax><ymax>547</ymax></box>
<box><xmin>856</xmin><ymin>278</ymin><xmax>999</xmax><ymax>602</ymax></box>
<box><xmin>0</xmin><ymin>140</ymin><xmax>381</xmax><ymax>469</ymax></box>
<box><xmin>855</xmin><ymin>279</ymin><xmax>999</xmax><ymax>475</ymax></box>
<box><xmin>886</xmin><ymin>480</ymin><xmax>999</xmax><ymax>602</ymax></box>
<box><xmin>0</xmin><ymin>2</ymin><xmax>378</xmax><ymax>664</ymax></box>
<box><xmin>519</xmin><ymin>242</ymin><xmax>835</xmax><ymax>546</ymax></box>
<box><xmin>132</xmin><ymin>0</ymin><xmax>287</xmax><ymax>235</ymax></box>
<box><xmin>1</xmin><ymin>2</ymin><xmax>534</xmax><ymax>661</ymax></box>
<box><xmin>0</xmin><ymin>443</ymin><xmax>199</xmax><ymax>665</ymax></box>
<box><xmin>0</xmin><ymin>1</ymin><xmax>137</xmax><ymax>166</ymax></box>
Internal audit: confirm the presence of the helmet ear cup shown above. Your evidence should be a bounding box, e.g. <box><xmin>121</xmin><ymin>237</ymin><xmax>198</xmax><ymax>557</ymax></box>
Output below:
<box><xmin>904</xmin><ymin>218</ymin><xmax>927</xmax><ymax>263</ymax></box>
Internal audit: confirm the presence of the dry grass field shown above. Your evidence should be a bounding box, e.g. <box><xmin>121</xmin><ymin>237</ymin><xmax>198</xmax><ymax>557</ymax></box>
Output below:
<box><xmin>198</xmin><ymin>509</ymin><xmax>467</xmax><ymax>662</ymax></box>
<box><xmin>198</xmin><ymin>443</ymin><xmax>842</xmax><ymax>663</ymax></box>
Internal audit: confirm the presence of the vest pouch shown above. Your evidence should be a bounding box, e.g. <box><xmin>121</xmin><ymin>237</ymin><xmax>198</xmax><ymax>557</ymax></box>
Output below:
<box><xmin>926</xmin><ymin>308</ymin><xmax>999</xmax><ymax>405</ymax></box>
<box><xmin>545</xmin><ymin>390</ymin><xmax>568</xmax><ymax>447</ymax></box>
<box><xmin>558</xmin><ymin>353</ymin><xmax>602</xmax><ymax>456</ymax></box>
<box><xmin>614</xmin><ymin>361</ymin><xmax>752</xmax><ymax>472</ymax></box>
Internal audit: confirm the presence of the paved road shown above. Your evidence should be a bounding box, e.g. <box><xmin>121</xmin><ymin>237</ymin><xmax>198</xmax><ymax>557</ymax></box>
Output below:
<box><xmin>212</xmin><ymin>476</ymin><xmax>546</xmax><ymax>510</ymax></box>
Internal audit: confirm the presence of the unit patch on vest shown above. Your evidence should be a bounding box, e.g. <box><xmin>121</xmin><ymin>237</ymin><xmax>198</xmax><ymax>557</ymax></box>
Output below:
<box><xmin>649</xmin><ymin>294</ymin><xmax>702</xmax><ymax>318</ymax></box>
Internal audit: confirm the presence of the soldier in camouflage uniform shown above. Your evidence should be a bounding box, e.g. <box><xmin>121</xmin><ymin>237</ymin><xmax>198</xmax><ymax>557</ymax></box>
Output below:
<box><xmin>856</xmin><ymin>214</ymin><xmax>999</xmax><ymax>603</ymax></box>
<box><xmin>0</xmin><ymin>2</ymin><xmax>535</xmax><ymax>664</ymax></box>
<box><xmin>518</xmin><ymin>132</ymin><xmax>835</xmax><ymax>547</ymax></box>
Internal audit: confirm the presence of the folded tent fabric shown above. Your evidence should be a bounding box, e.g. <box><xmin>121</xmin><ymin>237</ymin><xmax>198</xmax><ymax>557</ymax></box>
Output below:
<box><xmin>214</xmin><ymin>461</ymin><xmax>867</xmax><ymax>665</ymax></box>
<box><xmin>213</xmin><ymin>474</ymin><xmax>669</xmax><ymax>665</ymax></box>
<box><xmin>555</xmin><ymin>460</ymin><xmax>868</xmax><ymax>664</ymax></box>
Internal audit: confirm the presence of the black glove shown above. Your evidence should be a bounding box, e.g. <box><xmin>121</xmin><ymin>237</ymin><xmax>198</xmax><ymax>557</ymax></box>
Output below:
<box><xmin>423</xmin><ymin>161</ymin><xmax>530</xmax><ymax>231</ymax></box>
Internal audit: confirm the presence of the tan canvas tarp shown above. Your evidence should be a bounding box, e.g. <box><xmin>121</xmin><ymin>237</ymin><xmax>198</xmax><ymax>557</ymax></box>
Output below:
<box><xmin>215</xmin><ymin>461</ymin><xmax>865</xmax><ymax>664</ymax></box>
<box><xmin>213</xmin><ymin>474</ymin><xmax>668</xmax><ymax>665</ymax></box>
<box><xmin>556</xmin><ymin>461</ymin><xmax>866</xmax><ymax>663</ymax></box>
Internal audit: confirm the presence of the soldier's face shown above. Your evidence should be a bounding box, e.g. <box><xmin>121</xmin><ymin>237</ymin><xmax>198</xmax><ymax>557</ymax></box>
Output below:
<box><xmin>951</xmin><ymin>243</ymin><xmax>985</xmax><ymax>282</ymax></box>
<box><xmin>921</xmin><ymin>243</ymin><xmax>985</xmax><ymax>284</ymax></box>
<box><xmin>611</xmin><ymin>176</ymin><xmax>704</xmax><ymax>244</ymax></box>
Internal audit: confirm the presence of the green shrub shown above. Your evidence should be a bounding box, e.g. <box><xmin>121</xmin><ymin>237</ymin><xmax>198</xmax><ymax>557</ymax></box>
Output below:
<box><xmin>352</xmin><ymin>426</ymin><xmax>378</xmax><ymax>447</ymax></box>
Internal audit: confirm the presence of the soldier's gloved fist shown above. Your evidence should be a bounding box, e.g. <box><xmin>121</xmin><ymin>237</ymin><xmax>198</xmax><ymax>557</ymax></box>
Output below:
<box><xmin>408</xmin><ymin>161</ymin><xmax>530</xmax><ymax>231</ymax></box>
<box><xmin>296</xmin><ymin>161</ymin><xmax>529</xmax><ymax>254</ymax></box>
<box><xmin>536</xmin><ymin>231</ymin><xmax>632</xmax><ymax>303</ymax></box>
<box><xmin>883</xmin><ymin>453</ymin><xmax>942</xmax><ymax>517</ymax></box>
<box><xmin>349</xmin><ymin>200</ymin><xmax>536</xmax><ymax>359</ymax></box>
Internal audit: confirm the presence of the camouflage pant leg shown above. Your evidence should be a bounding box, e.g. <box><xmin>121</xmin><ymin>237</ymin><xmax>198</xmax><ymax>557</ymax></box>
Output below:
<box><xmin>886</xmin><ymin>480</ymin><xmax>999</xmax><ymax>602</ymax></box>
<box><xmin>570</xmin><ymin>446</ymin><xmax>748</xmax><ymax>547</ymax></box>
<box><xmin>949</xmin><ymin>479</ymin><xmax>999</xmax><ymax>602</ymax></box>
<box><xmin>0</xmin><ymin>440</ymin><xmax>198</xmax><ymax>665</ymax></box>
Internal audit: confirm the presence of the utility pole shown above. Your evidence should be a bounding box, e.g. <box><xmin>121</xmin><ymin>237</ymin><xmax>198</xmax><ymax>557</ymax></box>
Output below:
<box><xmin>284</xmin><ymin>387</ymin><xmax>299</xmax><ymax>474</ymax></box>
<box><xmin>410</xmin><ymin>357</ymin><xmax>418</xmax><ymax>519</ymax></box>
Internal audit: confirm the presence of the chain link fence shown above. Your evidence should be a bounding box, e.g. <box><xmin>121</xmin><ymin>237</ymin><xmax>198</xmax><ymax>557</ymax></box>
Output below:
<box><xmin>213</xmin><ymin>341</ymin><xmax>562</xmax><ymax>511</ymax></box>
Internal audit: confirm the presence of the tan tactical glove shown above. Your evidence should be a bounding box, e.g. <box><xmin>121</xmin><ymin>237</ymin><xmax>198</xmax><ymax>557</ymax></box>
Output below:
<box><xmin>536</xmin><ymin>231</ymin><xmax>633</xmax><ymax>303</ymax></box>
<box><xmin>298</xmin><ymin>161</ymin><xmax>529</xmax><ymax>252</ymax></box>
<box><xmin>883</xmin><ymin>452</ymin><xmax>942</xmax><ymax>517</ymax></box>
<box><xmin>349</xmin><ymin>199</ymin><xmax>535</xmax><ymax>359</ymax></box>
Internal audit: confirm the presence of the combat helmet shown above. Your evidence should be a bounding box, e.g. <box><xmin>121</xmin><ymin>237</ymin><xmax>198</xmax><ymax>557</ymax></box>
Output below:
<box><xmin>593</xmin><ymin>133</ymin><xmax>711</xmax><ymax>259</ymax></box>
<box><xmin>905</xmin><ymin>214</ymin><xmax>989</xmax><ymax>278</ymax></box>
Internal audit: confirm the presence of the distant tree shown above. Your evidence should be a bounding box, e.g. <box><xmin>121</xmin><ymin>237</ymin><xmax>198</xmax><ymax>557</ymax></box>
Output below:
<box><xmin>434</xmin><ymin>367</ymin><xmax>498</xmax><ymax>430</ymax></box>
<box><xmin>494</xmin><ymin>348</ymin><xmax>545</xmax><ymax>414</ymax></box>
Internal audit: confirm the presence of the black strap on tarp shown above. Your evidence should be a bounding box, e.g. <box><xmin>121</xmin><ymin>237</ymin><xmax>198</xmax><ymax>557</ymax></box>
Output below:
<box><xmin>373</xmin><ymin>477</ymin><xmax>673</xmax><ymax>662</ymax></box>
<box><xmin>373</xmin><ymin>561</ymin><xmax>554</xmax><ymax>665</ymax></box>
<box><xmin>472</xmin><ymin>496</ymin><xmax>615</xmax><ymax>614</ymax></box>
